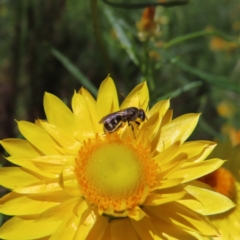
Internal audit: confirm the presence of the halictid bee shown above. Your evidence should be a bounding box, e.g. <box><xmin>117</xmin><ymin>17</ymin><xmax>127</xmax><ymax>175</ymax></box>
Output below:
<box><xmin>99</xmin><ymin>107</ymin><xmax>147</xmax><ymax>137</ymax></box>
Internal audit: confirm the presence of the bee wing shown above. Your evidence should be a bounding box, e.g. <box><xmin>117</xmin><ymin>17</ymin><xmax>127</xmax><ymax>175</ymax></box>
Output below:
<box><xmin>98</xmin><ymin>112</ymin><xmax>117</xmax><ymax>123</ymax></box>
<box><xmin>99</xmin><ymin>115</ymin><xmax>109</xmax><ymax>124</ymax></box>
<box><xmin>98</xmin><ymin>109</ymin><xmax>126</xmax><ymax>124</ymax></box>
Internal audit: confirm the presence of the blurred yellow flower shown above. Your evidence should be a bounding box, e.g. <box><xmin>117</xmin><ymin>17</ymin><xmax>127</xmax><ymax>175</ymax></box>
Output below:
<box><xmin>149</xmin><ymin>50</ymin><xmax>160</xmax><ymax>60</ymax></box>
<box><xmin>136</xmin><ymin>7</ymin><xmax>159</xmax><ymax>41</ymax></box>
<box><xmin>217</xmin><ymin>100</ymin><xmax>235</xmax><ymax>118</ymax></box>
<box><xmin>200</xmin><ymin>140</ymin><xmax>240</xmax><ymax>239</ymax></box>
<box><xmin>219</xmin><ymin>125</ymin><xmax>240</xmax><ymax>148</ymax></box>
<box><xmin>227</xmin><ymin>127</ymin><xmax>240</xmax><ymax>148</ymax></box>
<box><xmin>0</xmin><ymin>76</ymin><xmax>234</xmax><ymax>240</ymax></box>
<box><xmin>201</xmin><ymin>167</ymin><xmax>240</xmax><ymax>240</ymax></box>
<box><xmin>209</xmin><ymin>36</ymin><xmax>239</xmax><ymax>52</ymax></box>
<box><xmin>232</xmin><ymin>21</ymin><xmax>240</xmax><ymax>32</ymax></box>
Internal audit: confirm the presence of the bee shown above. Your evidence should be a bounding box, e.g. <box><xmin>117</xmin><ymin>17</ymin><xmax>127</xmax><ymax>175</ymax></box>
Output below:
<box><xmin>99</xmin><ymin>107</ymin><xmax>147</xmax><ymax>137</ymax></box>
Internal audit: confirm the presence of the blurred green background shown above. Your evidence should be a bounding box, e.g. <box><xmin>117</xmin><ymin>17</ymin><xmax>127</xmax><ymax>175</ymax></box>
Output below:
<box><xmin>0</xmin><ymin>0</ymin><xmax>240</xmax><ymax>228</ymax></box>
<box><xmin>0</xmin><ymin>0</ymin><xmax>240</xmax><ymax>148</ymax></box>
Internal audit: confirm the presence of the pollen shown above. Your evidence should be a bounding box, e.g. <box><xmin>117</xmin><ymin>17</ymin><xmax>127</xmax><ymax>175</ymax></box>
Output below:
<box><xmin>199</xmin><ymin>167</ymin><xmax>237</xmax><ymax>201</ymax></box>
<box><xmin>75</xmin><ymin>133</ymin><xmax>158</xmax><ymax>216</ymax></box>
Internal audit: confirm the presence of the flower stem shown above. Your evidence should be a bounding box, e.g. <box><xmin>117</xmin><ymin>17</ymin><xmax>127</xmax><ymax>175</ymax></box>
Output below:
<box><xmin>142</xmin><ymin>40</ymin><xmax>155</xmax><ymax>91</ymax></box>
<box><xmin>163</xmin><ymin>30</ymin><xmax>240</xmax><ymax>49</ymax></box>
<box><xmin>90</xmin><ymin>0</ymin><xmax>112</xmax><ymax>73</ymax></box>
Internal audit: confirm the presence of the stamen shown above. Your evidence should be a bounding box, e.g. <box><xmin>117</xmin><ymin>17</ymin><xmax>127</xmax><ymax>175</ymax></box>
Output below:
<box><xmin>75</xmin><ymin>133</ymin><xmax>158</xmax><ymax>216</ymax></box>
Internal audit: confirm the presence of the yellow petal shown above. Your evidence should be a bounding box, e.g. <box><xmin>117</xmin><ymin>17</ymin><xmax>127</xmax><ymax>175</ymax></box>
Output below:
<box><xmin>148</xmin><ymin>99</ymin><xmax>170</xmax><ymax>118</ymax></box>
<box><xmin>228</xmin><ymin>204</ymin><xmax>240</xmax><ymax>225</ymax></box>
<box><xmin>79</xmin><ymin>87</ymin><xmax>97</xmax><ymax>106</ymax></box>
<box><xmin>161</xmin><ymin>109</ymin><xmax>173</xmax><ymax>127</ymax></box>
<box><xmin>141</xmin><ymin>100</ymin><xmax>170</xmax><ymax>151</ymax></box>
<box><xmin>72</xmin><ymin>92</ymin><xmax>95</xmax><ymax>140</ymax></box>
<box><xmin>39</xmin><ymin>121</ymin><xmax>78</xmax><ymax>149</ymax></box>
<box><xmin>27</xmin><ymin>164</ymin><xmax>73</xmax><ymax>179</ymax></box>
<box><xmin>144</xmin><ymin>188</ymin><xmax>186</xmax><ymax>206</ymax></box>
<box><xmin>148</xmin><ymin>202</ymin><xmax>218</xmax><ymax>236</ymax></box>
<box><xmin>227</xmin><ymin>209</ymin><xmax>240</xmax><ymax>236</ymax></box>
<box><xmin>177</xmin><ymin>141</ymin><xmax>217</xmax><ymax>163</ymax></box>
<box><xmin>178</xmin><ymin>181</ymin><xmax>235</xmax><ymax>215</ymax></box>
<box><xmin>145</xmin><ymin>210</ymin><xmax>202</xmax><ymax>240</ymax></box>
<box><xmin>152</xmin><ymin>178</ymin><xmax>183</xmax><ymax>191</ymax></box>
<box><xmin>153</xmin><ymin>141</ymin><xmax>180</xmax><ymax>165</ymax></box>
<box><xmin>44</xmin><ymin>92</ymin><xmax>75</xmax><ymax>133</ymax></box>
<box><xmin>172</xmin><ymin>205</ymin><xmax>217</xmax><ymax>236</ymax></box>
<box><xmin>157</xmin><ymin>113</ymin><xmax>200</xmax><ymax>152</ymax></box>
<box><xmin>158</xmin><ymin>153</ymin><xmax>187</xmax><ymax>178</ymax></box>
<box><xmin>38</xmin><ymin>198</ymin><xmax>79</xmax><ymax>221</ymax></box>
<box><xmin>121</xmin><ymin>82</ymin><xmax>149</xmax><ymax>110</ymax></box>
<box><xmin>213</xmin><ymin>217</ymin><xmax>228</xmax><ymax>240</ymax></box>
<box><xmin>0</xmin><ymin>216</ymin><xmax>60</xmax><ymax>239</ymax></box>
<box><xmin>137</xmin><ymin>108</ymin><xmax>161</xmax><ymax>143</ymax></box>
<box><xmin>110</xmin><ymin>218</ymin><xmax>139</xmax><ymax>240</ymax></box>
<box><xmin>85</xmin><ymin>216</ymin><xmax>108</xmax><ymax>240</ymax></box>
<box><xmin>49</xmin><ymin>214</ymin><xmax>79</xmax><ymax>240</ymax></box>
<box><xmin>130</xmin><ymin>214</ymin><xmax>161</xmax><ymax>240</ymax></box>
<box><xmin>0</xmin><ymin>138</ymin><xmax>40</xmax><ymax>157</ymax></box>
<box><xmin>49</xmin><ymin>201</ymin><xmax>91</xmax><ymax>240</ymax></box>
<box><xmin>0</xmin><ymin>167</ymin><xmax>40</xmax><ymax>189</ymax></box>
<box><xmin>97</xmin><ymin>75</ymin><xmax>119</xmax><ymax>119</ymax></box>
<box><xmin>168</xmin><ymin>158</ymin><xmax>225</xmax><ymax>183</ymax></box>
<box><xmin>31</xmin><ymin>155</ymin><xmax>75</xmax><ymax>166</ymax></box>
<box><xmin>80</xmin><ymin>87</ymin><xmax>102</xmax><ymax>133</ymax></box>
<box><xmin>75</xmin><ymin>213</ymin><xmax>95</xmax><ymax>240</ymax></box>
<box><xmin>20</xmin><ymin>190</ymin><xmax>69</xmax><ymax>201</ymax></box>
<box><xmin>228</xmin><ymin>225</ymin><xmax>240</xmax><ymax>240</ymax></box>
<box><xmin>101</xmin><ymin>224</ymin><xmax>111</xmax><ymax>239</ymax></box>
<box><xmin>17</xmin><ymin>121</ymin><xmax>60</xmax><ymax>155</ymax></box>
<box><xmin>14</xmin><ymin>181</ymin><xmax>61</xmax><ymax>194</ymax></box>
<box><xmin>0</xmin><ymin>192</ymin><xmax>58</xmax><ymax>215</ymax></box>
<box><xmin>128</xmin><ymin>206</ymin><xmax>147</xmax><ymax>221</ymax></box>
<box><xmin>6</xmin><ymin>156</ymin><xmax>56</xmax><ymax>178</ymax></box>
<box><xmin>60</xmin><ymin>179</ymin><xmax>82</xmax><ymax>197</ymax></box>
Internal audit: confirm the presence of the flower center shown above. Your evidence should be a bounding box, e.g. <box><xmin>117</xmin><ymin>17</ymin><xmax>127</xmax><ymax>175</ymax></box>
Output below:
<box><xmin>75</xmin><ymin>133</ymin><xmax>157</xmax><ymax>216</ymax></box>
<box><xmin>199</xmin><ymin>167</ymin><xmax>236</xmax><ymax>201</ymax></box>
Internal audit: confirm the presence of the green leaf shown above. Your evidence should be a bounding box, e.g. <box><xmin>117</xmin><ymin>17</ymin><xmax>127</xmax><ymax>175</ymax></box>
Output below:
<box><xmin>199</xmin><ymin>118</ymin><xmax>223</xmax><ymax>139</ymax></box>
<box><xmin>51</xmin><ymin>48</ymin><xmax>98</xmax><ymax>96</ymax></box>
<box><xmin>163</xmin><ymin>30</ymin><xmax>240</xmax><ymax>49</ymax></box>
<box><xmin>173</xmin><ymin>59</ymin><xmax>240</xmax><ymax>93</ymax></box>
<box><xmin>156</xmin><ymin>81</ymin><xmax>202</xmax><ymax>101</ymax></box>
<box><xmin>104</xmin><ymin>7</ymin><xmax>140</xmax><ymax>66</ymax></box>
<box><xmin>0</xmin><ymin>214</ymin><xmax>3</xmax><ymax>226</ymax></box>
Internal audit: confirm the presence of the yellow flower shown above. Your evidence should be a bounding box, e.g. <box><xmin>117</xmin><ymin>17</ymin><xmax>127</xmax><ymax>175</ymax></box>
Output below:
<box><xmin>0</xmin><ymin>76</ymin><xmax>234</xmax><ymax>240</ymax></box>
<box><xmin>200</xmin><ymin>140</ymin><xmax>240</xmax><ymax>239</ymax></box>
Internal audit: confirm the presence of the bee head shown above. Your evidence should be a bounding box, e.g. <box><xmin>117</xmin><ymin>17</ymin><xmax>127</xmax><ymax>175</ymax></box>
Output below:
<box><xmin>138</xmin><ymin>109</ymin><xmax>146</xmax><ymax>121</ymax></box>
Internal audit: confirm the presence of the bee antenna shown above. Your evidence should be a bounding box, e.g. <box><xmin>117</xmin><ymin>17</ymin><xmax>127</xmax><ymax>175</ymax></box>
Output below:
<box><xmin>117</xmin><ymin>90</ymin><xmax>126</xmax><ymax>101</ymax></box>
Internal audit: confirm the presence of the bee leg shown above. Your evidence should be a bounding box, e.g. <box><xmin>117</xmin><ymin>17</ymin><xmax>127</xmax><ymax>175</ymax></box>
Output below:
<box><xmin>128</xmin><ymin>122</ymin><xmax>136</xmax><ymax>139</ymax></box>
<box><xmin>135</xmin><ymin>121</ymin><xmax>141</xmax><ymax>129</ymax></box>
<box><xmin>116</xmin><ymin>122</ymin><xmax>123</xmax><ymax>131</ymax></box>
<box><xmin>106</xmin><ymin>122</ymin><xmax>123</xmax><ymax>134</ymax></box>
